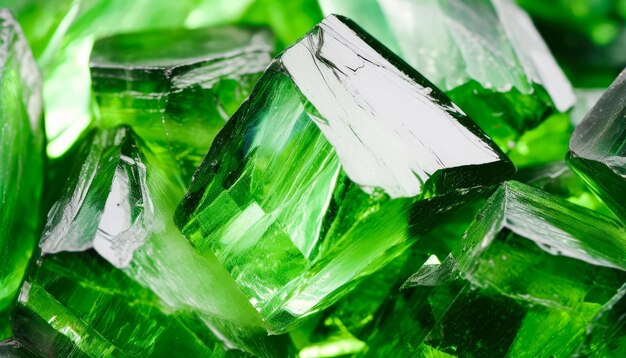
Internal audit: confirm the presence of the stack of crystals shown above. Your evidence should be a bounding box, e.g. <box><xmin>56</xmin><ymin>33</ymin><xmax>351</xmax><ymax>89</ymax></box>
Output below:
<box><xmin>0</xmin><ymin>0</ymin><xmax>624</xmax><ymax>357</ymax></box>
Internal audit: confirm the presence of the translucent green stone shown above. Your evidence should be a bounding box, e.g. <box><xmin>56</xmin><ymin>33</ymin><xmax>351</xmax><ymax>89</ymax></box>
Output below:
<box><xmin>362</xmin><ymin>181</ymin><xmax>626</xmax><ymax>357</ymax></box>
<box><xmin>0</xmin><ymin>339</ymin><xmax>37</xmax><ymax>357</ymax></box>
<box><xmin>0</xmin><ymin>9</ymin><xmax>43</xmax><ymax>321</ymax></box>
<box><xmin>577</xmin><ymin>284</ymin><xmax>626</xmax><ymax>357</ymax></box>
<box><xmin>90</xmin><ymin>26</ymin><xmax>274</xmax><ymax>182</ymax></box>
<box><xmin>176</xmin><ymin>15</ymin><xmax>514</xmax><ymax>333</ymax></box>
<box><xmin>319</xmin><ymin>0</ymin><xmax>575</xmax><ymax>150</ymax></box>
<box><xmin>14</xmin><ymin>127</ymin><xmax>286</xmax><ymax>357</ymax></box>
<box><xmin>567</xmin><ymin>68</ymin><xmax>626</xmax><ymax>222</ymax></box>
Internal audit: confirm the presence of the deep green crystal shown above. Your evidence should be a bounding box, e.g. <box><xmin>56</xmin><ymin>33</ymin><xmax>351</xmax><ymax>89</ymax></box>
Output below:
<box><xmin>0</xmin><ymin>9</ymin><xmax>43</xmax><ymax>330</ymax></box>
<box><xmin>90</xmin><ymin>26</ymin><xmax>274</xmax><ymax>182</ymax></box>
<box><xmin>567</xmin><ymin>68</ymin><xmax>626</xmax><ymax>222</ymax></box>
<box><xmin>319</xmin><ymin>0</ymin><xmax>575</xmax><ymax>150</ymax></box>
<box><xmin>176</xmin><ymin>14</ymin><xmax>514</xmax><ymax>334</ymax></box>
<box><xmin>362</xmin><ymin>181</ymin><xmax>626</xmax><ymax>357</ymax></box>
<box><xmin>577</xmin><ymin>284</ymin><xmax>626</xmax><ymax>357</ymax></box>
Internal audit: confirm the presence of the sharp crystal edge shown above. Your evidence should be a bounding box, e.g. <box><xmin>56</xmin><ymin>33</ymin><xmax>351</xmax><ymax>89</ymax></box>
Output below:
<box><xmin>90</xmin><ymin>25</ymin><xmax>274</xmax><ymax>183</ymax></box>
<box><xmin>567</xmin><ymin>68</ymin><xmax>626</xmax><ymax>222</ymax></box>
<box><xmin>319</xmin><ymin>0</ymin><xmax>576</xmax><ymax>151</ymax></box>
<box><xmin>176</xmin><ymin>14</ymin><xmax>514</xmax><ymax>334</ymax></box>
<box><xmin>15</xmin><ymin>127</ymin><xmax>290</xmax><ymax>357</ymax></box>
<box><xmin>0</xmin><ymin>8</ymin><xmax>43</xmax><ymax>324</ymax></box>
<box><xmin>361</xmin><ymin>181</ymin><xmax>626</xmax><ymax>357</ymax></box>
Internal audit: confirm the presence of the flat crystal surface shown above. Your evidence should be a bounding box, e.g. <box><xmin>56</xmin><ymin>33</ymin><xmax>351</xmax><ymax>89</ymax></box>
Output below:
<box><xmin>176</xmin><ymin>14</ymin><xmax>513</xmax><ymax>333</ymax></box>
<box><xmin>362</xmin><ymin>181</ymin><xmax>626</xmax><ymax>357</ymax></box>
<box><xmin>319</xmin><ymin>0</ymin><xmax>575</xmax><ymax>150</ymax></box>
<box><xmin>91</xmin><ymin>26</ymin><xmax>274</xmax><ymax>182</ymax></box>
<box><xmin>0</xmin><ymin>9</ymin><xmax>43</xmax><ymax>316</ymax></box>
<box><xmin>567</xmin><ymin>68</ymin><xmax>626</xmax><ymax>222</ymax></box>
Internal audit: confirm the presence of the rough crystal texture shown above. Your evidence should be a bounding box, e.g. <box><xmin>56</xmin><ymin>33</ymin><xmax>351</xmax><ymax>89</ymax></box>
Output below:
<box><xmin>567</xmin><ymin>68</ymin><xmax>626</xmax><ymax>222</ymax></box>
<box><xmin>0</xmin><ymin>9</ymin><xmax>43</xmax><ymax>318</ymax></box>
<box><xmin>176</xmin><ymin>15</ymin><xmax>514</xmax><ymax>333</ymax></box>
<box><xmin>15</xmin><ymin>127</ymin><xmax>286</xmax><ymax>357</ymax></box>
<box><xmin>90</xmin><ymin>26</ymin><xmax>274</xmax><ymax>182</ymax></box>
<box><xmin>319</xmin><ymin>0</ymin><xmax>575</xmax><ymax>150</ymax></box>
<box><xmin>362</xmin><ymin>181</ymin><xmax>626</xmax><ymax>357</ymax></box>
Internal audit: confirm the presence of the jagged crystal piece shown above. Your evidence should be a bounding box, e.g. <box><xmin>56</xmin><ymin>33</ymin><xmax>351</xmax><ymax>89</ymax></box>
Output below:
<box><xmin>0</xmin><ymin>9</ymin><xmax>43</xmax><ymax>316</ymax></box>
<box><xmin>567</xmin><ymin>68</ymin><xmax>626</xmax><ymax>222</ymax></box>
<box><xmin>362</xmin><ymin>181</ymin><xmax>626</xmax><ymax>357</ymax></box>
<box><xmin>319</xmin><ymin>0</ymin><xmax>575</xmax><ymax>150</ymax></box>
<box><xmin>176</xmin><ymin>15</ymin><xmax>514</xmax><ymax>333</ymax></box>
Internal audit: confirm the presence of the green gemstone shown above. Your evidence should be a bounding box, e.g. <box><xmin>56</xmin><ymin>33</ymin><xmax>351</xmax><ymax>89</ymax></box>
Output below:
<box><xmin>0</xmin><ymin>339</ymin><xmax>37</xmax><ymax>357</ymax></box>
<box><xmin>362</xmin><ymin>181</ymin><xmax>626</xmax><ymax>357</ymax></box>
<box><xmin>175</xmin><ymin>14</ymin><xmax>514</xmax><ymax>334</ymax></box>
<box><xmin>567</xmin><ymin>69</ymin><xmax>626</xmax><ymax>222</ymax></box>
<box><xmin>577</xmin><ymin>284</ymin><xmax>626</xmax><ymax>357</ymax></box>
<box><xmin>15</xmin><ymin>127</ymin><xmax>285</xmax><ymax>357</ymax></box>
<box><xmin>0</xmin><ymin>9</ymin><xmax>43</xmax><ymax>319</ymax></box>
<box><xmin>319</xmin><ymin>0</ymin><xmax>575</xmax><ymax>150</ymax></box>
<box><xmin>90</xmin><ymin>26</ymin><xmax>274</xmax><ymax>182</ymax></box>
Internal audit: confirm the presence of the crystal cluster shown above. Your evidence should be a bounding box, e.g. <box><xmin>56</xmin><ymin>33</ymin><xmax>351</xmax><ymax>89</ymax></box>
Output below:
<box><xmin>0</xmin><ymin>1</ymin><xmax>624</xmax><ymax>357</ymax></box>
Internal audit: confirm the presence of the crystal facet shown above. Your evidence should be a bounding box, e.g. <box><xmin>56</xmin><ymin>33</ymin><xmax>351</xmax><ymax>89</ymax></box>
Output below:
<box><xmin>567</xmin><ymin>68</ymin><xmax>626</xmax><ymax>222</ymax></box>
<box><xmin>319</xmin><ymin>0</ymin><xmax>576</xmax><ymax>150</ymax></box>
<box><xmin>176</xmin><ymin>15</ymin><xmax>514</xmax><ymax>333</ymax></box>
<box><xmin>362</xmin><ymin>181</ymin><xmax>626</xmax><ymax>356</ymax></box>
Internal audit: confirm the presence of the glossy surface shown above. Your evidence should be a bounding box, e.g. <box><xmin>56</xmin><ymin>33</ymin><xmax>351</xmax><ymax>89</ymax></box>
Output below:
<box><xmin>319</xmin><ymin>0</ymin><xmax>575</xmax><ymax>151</ymax></box>
<box><xmin>91</xmin><ymin>26</ymin><xmax>274</xmax><ymax>182</ymax></box>
<box><xmin>362</xmin><ymin>181</ymin><xmax>626</xmax><ymax>356</ymax></box>
<box><xmin>176</xmin><ymin>15</ymin><xmax>514</xmax><ymax>333</ymax></box>
<box><xmin>567</xmin><ymin>68</ymin><xmax>626</xmax><ymax>222</ymax></box>
<box><xmin>0</xmin><ymin>9</ymin><xmax>43</xmax><ymax>323</ymax></box>
<box><xmin>577</xmin><ymin>284</ymin><xmax>626</xmax><ymax>357</ymax></box>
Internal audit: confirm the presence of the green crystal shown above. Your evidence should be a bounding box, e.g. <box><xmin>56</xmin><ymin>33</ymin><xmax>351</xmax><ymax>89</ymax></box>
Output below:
<box><xmin>319</xmin><ymin>0</ymin><xmax>576</xmax><ymax>150</ymax></box>
<box><xmin>176</xmin><ymin>15</ymin><xmax>514</xmax><ymax>333</ymax></box>
<box><xmin>362</xmin><ymin>181</ymin><xmax>626</xmax><ymax>357</ymax></box>
<box><xmin>0</xmin><ymin>339</ymin><xmax>37</xmax><ymax>357</ymax></box>
<box><xmin>577</xmin><ymin>284</ymin><xmax>626</xmax><ymax>357</ymax></box>
<box><xmin>90</xmin><ymin>26</ymin><xmax>274</xmax><ymax>182</ymax></box>
<box><xmin>0</xmin><ymin>9</ymin><xmax>43</xmax><ymax>320</ymax></box>
<box><xmin>567</xmin><ymin>68</ymin><xmax>626</xmax><ymax>222</ymax></box>
<box><xmin>15</xmin><ymin>127</ymin><xmax>285</xmax><ymax>357</ymax></box>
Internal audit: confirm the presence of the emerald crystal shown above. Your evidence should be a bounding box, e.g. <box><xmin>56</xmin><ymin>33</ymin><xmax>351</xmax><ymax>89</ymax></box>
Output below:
<box><xmin>176</xmin><ymin>15</ymin><xmax>514</xmax><ymax>333</ymax></box>
<box><xmin>319</xmin><ymin>0</ymin><xmax>575</xmax><ymax>150</ymax></box>
<box><xmin>15</xmin><ymin>127</ymin><xmax>286</xmax><ymax>357</ymax></box>
<box><xmin>90</xmin><ymin>26</ymin><xmax>274</xmax><ymax>182</ymax></box>
<box><xmin>362</xmin><ymin>181</ymin><xmax>626</xmax><ymax>356</ymax></box>
<box><xmin>577</xmin><ymin>284</ymin><xmax>626</xmax><ymax>357</ymax></box>
<box><xmin>0</xmin><ymin>9</ymin><xmax>43</xmax><ymax>323</ymax></box>
<box><xmin>567</xmin><ymin>68</ymin><xmax>626</xmax><ymax>222</ymax></box>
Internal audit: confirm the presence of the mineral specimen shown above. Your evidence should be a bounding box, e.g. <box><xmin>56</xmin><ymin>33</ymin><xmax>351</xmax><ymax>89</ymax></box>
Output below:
<box><xmin>363</xmin><ymin>181</ymin><xmax>626</xmax><ymax>356</ymax></box>
<box><xmin>319</xmin><ymin>0</ymin><xmax>575</xmax><ymax>150</ymax></box>
<box><xmin>567</xmin><ymin>68</ymin><xmax>626</xmax><ymax>222</ymax></box>
<box><xmin>0</xmin><ymin>9</ymin><xmax>43</xmax><ymax>323</ymax></box>
<box><xmin>90</xmin><ymin>26</ymin><xmax>274</xmax><ymax>182</ymax></box>
<box><xmin>176</xmin><ymin>15</ymin><xmax>514</xmax><ymax>333</ymax></box>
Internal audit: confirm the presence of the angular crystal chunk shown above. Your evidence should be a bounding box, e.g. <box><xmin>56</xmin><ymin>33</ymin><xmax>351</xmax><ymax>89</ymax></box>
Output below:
<box><xmin>90</xmin><ymin>26</ymin><xmax>274</xmax><ymax>182</ymax></box>
<box><xmin>319</xmin><ymin>0</ymin><xmax>575</xmax><ymax>150</ymax></box>
<box><xmin>567</xmin><ymin>68</ymin><xmax>626</xmax><ymax>222</ymax></box>
<box><xmin>362</xmin><ymin>181</ymin><xmax>626</xmax><ymax>356</ymax></box>
<box><xmin>0</xmin><ymin>9</ymin><xmax>43</xmax><ymax>315</ymax></box>
<box><xmin>176</xmin><ymin>15</ymin><xmax>514</xmax><ymax>333</ymax></box>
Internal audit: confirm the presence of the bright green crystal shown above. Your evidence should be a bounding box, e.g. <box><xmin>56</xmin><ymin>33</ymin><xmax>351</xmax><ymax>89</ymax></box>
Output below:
<box><xmin>0</xmin><ymin>9</ymin><xmax>43</xmax><ymax>322</ymax></box>
<box><xmin>362</xmin><ymin>181</ymin><xmax>626</xmax><ymax>357</ymax></box>
<box><xmin>319</xmin><ymin>0</ymin><xmax>576</xmax><ymax>150</ymax></box>
<box><xmin>90</xmin><ymin>26</ymin><xmax>274</xmax><ymax>183</ymax></box>
<box><xmin>15</xmin><ymin>126</ymin><xmax>286</xmax><ymax>357</ymax></box>
<box><xmin>176</xmin><ymin>15</ymin><xmax>514</xmax><ymax>334</ymax></box>
<box><xmin>567</xmin><ymin>68</ymin><xmax>626</xmax><ymax>222</ymax></box>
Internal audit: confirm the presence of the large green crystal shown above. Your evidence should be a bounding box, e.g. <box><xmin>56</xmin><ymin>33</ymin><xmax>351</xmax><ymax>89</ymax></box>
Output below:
<box><xmin>90</xmin><ymin>26</ymin><xmax>274</xmax><ymax>182</ymax></box>
<box><xmin>176</xmin><ymin>15</ymin><xmax>514</xmax><ymax>333</ymax></box>
<box><xmin>567</xmin><ymin>68</ymin><xmax>626</xmax><ymax>222</ymax></box>
<box><xmin>362</xmin><ymin>181</ymin><xmax>626</xmax><ymax>357</ymax></box>
<box><xmin>0</xmin><ymin>9</ymin><xmax>43</xmax><ymax>325</ymax></box>
<box><xmin>14</xmin><ymin>127</ymin><xmax>285</xmax><ymax>357</ymax></box>
<box><xmin>319</xmin><ymin>0</ymin><xmax>575</xmax><ymax>150</ymax></box>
